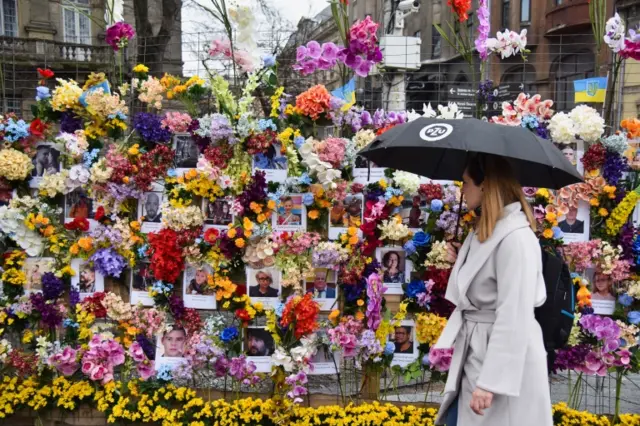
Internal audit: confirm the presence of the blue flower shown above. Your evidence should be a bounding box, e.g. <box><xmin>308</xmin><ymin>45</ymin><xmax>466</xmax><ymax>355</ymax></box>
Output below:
<box><xmin>137</xmin><ymin>244</ymin><xmax>149</xmax><ymax>259</ymax></box>
<box><xmin>412</xmin><ymin>231</ymin><xmax>431</xmax><ymax>247</ymax></box>
<box><xmin>302</xmin><ymin>192</ymin><xmax>315</xmax><ymax>206</ymax></box>
<box><xmin>63</xmin><ymin>319</ymin><xmax>79</xmax><ymax>328</ymax></box>
<box><xmin>430</xmin><ymin>199</ymin><xmax>444</xmax><ymax>212</ymax></box>
<box><xmin>406</xmin><ymin>279</ymin><xmax>426</xmax><ymax>299</ymax></box>
<box><xmin>384</xmin><ymin>342</ymin><xmax>395</xmax><ymax>356</ymax></box>
<box><xmin>258</xmin><ymin>119</ymin><xmax>277</xmax><ymax>132</ymax></box>
<box><xmin>220</xmin><ymin>327</ymin><xmax>239</xmax><ymax>343</ymax></box>
<box><xmin>628</xmin><ymin>311</ymin><xmax>640</xmax><ymax>325</ymax></box>
<box><xmin>36</xmin><ymin>86</ymin><xmax>51</xmax><ymax>101</ymax></box>
<box><xmin>156</xmin><ymin>364</ymin><xmax>174</xmax><ymax>381</ymax></box>
<box><xmin>552</xmin><ymin>226</ymin><xmax>564</xmax><ymax>239</ymax></box>
<box><xmin>83</xmin><ymin>148</ymin><xmax>100</xmax><ymax>168</ymax></box>
<box><xmin>619</xmin><ymin>293</ymin><xmax>634</xmax><ymax>307</ymax></box>
<box><xmin>422</xmin><ymin>354</ymin><xmax>430</xmax><ymax>366</ymax></box>
<box><xmin>297</xmin><ymin>173</ymin><xmax>312</xmax><ymax>185</ymax></box>
<box><xmin>294</xmin><ymin>136</ymin><xmax>305</xmax><ymax>149</ymax></box>
<box><xmin>262</xmin><ymin>54</ymin><xmax>276</xmax><ymax>67</ymax></box>
<box><xmin>404</xmin><ymin>240</ymin><xmax>417</xmax><ymax>256</ymax></box>
<box><xmin>4</xmin><ymin>119</ymin><xmax>29</xmax><ymax>142</ymax></box>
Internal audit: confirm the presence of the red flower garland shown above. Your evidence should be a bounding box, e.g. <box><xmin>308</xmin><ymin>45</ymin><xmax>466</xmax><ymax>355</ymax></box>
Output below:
<box><xmin>147</xmin><ymin>229</ymin><xmax>184</xmax><ymax>283</ymax></box>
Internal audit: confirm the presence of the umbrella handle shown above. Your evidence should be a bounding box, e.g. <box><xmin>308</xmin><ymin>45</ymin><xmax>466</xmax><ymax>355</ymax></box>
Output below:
<box><xmin>452</xmin><ymin>193</ymin><xmax>464</xmax><ymax>248</ymax></box>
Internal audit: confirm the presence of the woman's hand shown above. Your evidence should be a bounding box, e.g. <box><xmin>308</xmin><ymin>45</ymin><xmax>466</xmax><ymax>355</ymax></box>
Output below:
<box><xmin>470</xmin><ymin>387</ymin><xmax>493</xmax><ymax>416</ymax></box>
<box><xmin>445</xmin><ymin>242</ymin><xmax>461</xmax><ymax>264</ymax></box>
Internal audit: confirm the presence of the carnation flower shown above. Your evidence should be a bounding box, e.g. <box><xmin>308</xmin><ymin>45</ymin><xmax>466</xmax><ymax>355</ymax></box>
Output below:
<box><xmin>296</xmin><ymin>85</ymin><xmax>331</xmax><ymax>120</ymax></box>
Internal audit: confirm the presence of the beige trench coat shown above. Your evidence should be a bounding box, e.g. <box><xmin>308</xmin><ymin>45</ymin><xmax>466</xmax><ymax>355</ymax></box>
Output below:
<box><xmin>434</xmin><ymin>202</ymin><xmax>553</xmax><ymax>426</ymax></box>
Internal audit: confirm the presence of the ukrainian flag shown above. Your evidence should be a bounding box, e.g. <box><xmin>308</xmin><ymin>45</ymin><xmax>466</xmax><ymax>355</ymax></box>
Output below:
<box><xmin>332</xmin><ymin>78</ymin><xmax>356</xmax><ymax>111</ymax></box>
<box><xmin>574</xmin><ymin>77</ymin><xmax>607</xmax><ymax>103</ymax></box>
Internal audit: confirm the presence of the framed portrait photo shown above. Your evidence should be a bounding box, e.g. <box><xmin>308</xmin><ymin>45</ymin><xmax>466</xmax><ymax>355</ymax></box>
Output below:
<box><xmin>272</xmin><ymin>194</ymin><xmax>306</xmax><ymax>232</ymax></box>
<box><xmin>23</xmin><ymin>257</ymin><xmax>55</xmax><ymax>293</ymax></box>
<box><xmin>155</xmin><ymin>324</ymin><xmax>188</xmax><ymax>370</ymax></box>
<box><xmin>29</xmin><ymin>142</ymin><xmax>62</xmax><ymax>188</ymax></box>
<box><xmin>376</xmin><ymin>247</ymin><xmax>412</xmax><ymax>295</ymax></box>
<box><xmin>557</xmin><ymin>201</ymin><xmax>590</xmax><ymax>243</ymax></box>
<box><xmin>70</xmin><ymin>258</ymin><xmax>104</xmax><ymax>300</ymax></box>
<box><xmin>183</xmin><ymin>264</ymin><xmax>216</xmax><ymax>310</ymax></box>
<box><xmin>390</xmin><ymin>320</ymin><xmax>419</xmax><ymax>367</ymax></box>
<box><xmin>304</xmin><ymin>268</ymin><xmax>338</xmax><ymax>311</ymax></box>
<box><xmin>138</xmin><ymin>183</ymin><xmax>164</xmax><ymax>233</ymax></box>
<box><xmin>246</xmin><ymin>266</ymin><xmax>281</xmax><ymax>308</ymax></box>
<box><xmin>252</xmin><ymin>144</ymin><xmax>288</xmax><ymax>184</ymax></box>
<box><xmin>130</xmin><ymin>261</ymin><xmax>155</xmax><ymax>306</ymax></box>
<box><xmin>245</xmin><ymin>326</ymin><xmax>275</xmax><ymax>373</ymax></box>
<box><xmin>328</xmin><ymin>194</ymin><xmax>363</xmax><ymax>240</ymax></box>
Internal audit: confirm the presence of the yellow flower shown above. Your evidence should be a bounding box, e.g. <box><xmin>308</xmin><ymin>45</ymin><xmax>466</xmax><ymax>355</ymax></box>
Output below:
<box><xmin>257</xmin><ymin>214</ymin><xmax>267</xmax><ymax>223</ymax></box>
<box><xmin>70</xmin><ymin>244</ymin><xmax>80</xmax><ymax>255</ymax></box>
<box><xmin>590</xmin><ymin>198</ymin><xmax>600</xmax><ymax>207</ymax></box>
<box><xmin>267</xmin><ymin>200</ymin><xmax>276</xmax><ymax>210</ymax></box>
<box><xmin>599</xmin><ymin>208</ymin><xmax>609</xmax><ymax>217</ymax></box>
<box><xmin>128</xmin><ymin>144</ymin><xmax>140</xmax><ymax>156</ymax></box>
<box><xmin>130</xmin><ymin>221</ymin><xmax>141</xmax><ymax>231</ymax></box>
<box><xmin>378</xmin><ymin>179</ymin><xmax>387</xmax><ymax>189</ymax></box>
<box><xmin>356</xmin><ymin>299</ymin><xmax>364</xmax><ymax>307</ymax></box>
<box><xmin>227</xmin><ymin>229</ymin><xmax>237</xmax><ymax>239</ymax></box>
<box><xmin>235</xmin><ymin>238</ymin><xmax>245</xmax><ymax>248</ymax></box>
<box><xmin>308</xmin><ymin>210</ymin><xmax>319</xmax><ymax>220</ymax></box>
<box><xmin>242</xmin><ymin>217</ymin><xmax>254</xmax><ymax>231</ymax></box>
<box><xmin>545</xmin><ymin>212</ymin><xmax>557</xmax><ymax>222</ymax></box>
<box><xmin>355</xmin><ymin>311</ymin><xmax>365</xmax><ymax>321</ymax></box>
<box><xmin>244</xmin><ymin>229</ymin><xmax>252</xmax><ymax>238</ymax></box>
<box><xmin>133</xmin><ymin>64</ymin><xmax>149</xmax><ymax>73</ymax></box>
<box><xmin>22</xmin><ymin>330</ymin><xmax>33</xmax><ymax>344</ymax></box>
<box><xmin>77</xmin><ymin>237</ymin><xmax>93</xmax><ymax>251</ymax></box>
<box><xmin>543</xmin><ymin>228</ymin><xmax>554</xmax><ymax>239</ymax></box>
<box><xmin>348</xmin><ymin>235</ymin><xmax>359</xmax><ymax>245</ymax></box>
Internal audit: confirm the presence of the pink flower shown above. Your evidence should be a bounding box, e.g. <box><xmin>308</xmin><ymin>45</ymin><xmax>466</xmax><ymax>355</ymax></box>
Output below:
<box><xmin>129</xmin><ymin>342</ymin><xmax>146</xmax><ymax>363</ymax></box>
<box><xmin>307</xmin><ymin>41</ymin><xmax>322</xmax><ymax>59</ymax></box>
<box><xmin>162</xmin><ymin>111</ymin><xmax>192</xmax><ymax>133</ymax></box>
<box><xmin>49</xmin><ymin>347</ymin><xmax>80</xmax><ymax>376</ymax></box>
<box><xmin>296</xmin><ymin>45</ymin><xmax>308</xmax><ymax>62</ymax></box>
<box><xmin>137</xmin><ymin>360</ymin><xmax>156</xmax><ymax>380</ymax></box>
<box><xmin>105</xmin><ymin>21</ymin><xmax>135</xmax><ymax>51</ymax></box>
<box><xmin>428</xmin><ymin>347</ymin><xmax>454</xmax><ymax>372</ymax></box>
<box><xmin>89</xmin><ymin>365</ymin><xmax>107</xmax><ymax>381</ymax></box>
<box><xmin>82</xmin><ymin>361</ymin><xmax>96</xmax><ymax>375</ymax></box>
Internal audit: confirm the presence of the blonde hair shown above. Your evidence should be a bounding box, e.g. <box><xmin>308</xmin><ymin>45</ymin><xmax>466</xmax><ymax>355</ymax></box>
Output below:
<box><xmin>468</xmin><ymin>155</ymin><xmax>536</xmax><ymax>243</ymax></box>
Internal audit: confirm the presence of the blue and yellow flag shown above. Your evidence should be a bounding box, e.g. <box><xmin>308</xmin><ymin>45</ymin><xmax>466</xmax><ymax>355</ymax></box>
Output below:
<box><xmin>331</xmin><ymin>78</ymin><xmax>356</xmax><ymax>111</ymax></box>
<box><xmin>574</xmin><ymin>77</ymin><xmax>607</xmax><ymax>103</ymax></box>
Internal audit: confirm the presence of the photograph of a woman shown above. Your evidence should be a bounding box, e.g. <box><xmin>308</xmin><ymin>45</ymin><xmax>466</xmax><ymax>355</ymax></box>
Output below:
<box><xmin>591</xmin><ymin>272</ymin><xmax>615</xmax><ymax>302</ymax></box>
<box><xmin>185</xmin><ymin>266</ymin><xmax>213</xmax><ymax>295</ymax></box>
<box><xmin>277</xmin><ymin>196</ymin><xmax>301</xmax><ymax>226</ymax></box>
<box><xmin>381</xmin><ymin>250</ymin><xmax>405</xmax><ymax>283</ymax></box>
<box><xmin>432</xmin><ymin>153</ymin><xmax>552</xmax><ymax>426</ymax></box>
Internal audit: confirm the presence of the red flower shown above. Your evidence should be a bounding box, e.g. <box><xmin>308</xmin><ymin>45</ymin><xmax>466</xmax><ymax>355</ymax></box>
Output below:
<box><xmin>37</xmin><ymin>68</ymin><xmax>54</xmax><ymax>79</ymax></box>
<box><xmin>280</xmin><ymin>293</ymin><xmax>320</xmax><ymax>339</ymax></box>
<box><xmin>81</xmin><ymin>292</ymin><xmax>107</xmax><ymax>318</ymax></box>
<box><xmin>204</xmin><ymin>228</ymin><xmax>220</xmax><ymax>244</ymax></box>
<box><xmin>235</xmin><ymin>309</ymin><xmax>251</xmax><ymax>322</ymax></box>
<box><xmin>64</xmin><ymin>217</ymin><xmax>90</xmax><ymax>232</ymax></box>
<box><xmin>350</xmin><ymin>183</ymin><xmax>365</xmax><ymax>194</ymax></box>
<box><xmin>448</xmin><ymin>0</ymin><xmax>472</xmax><ymax>21</ymax></box>
<box><xmin>147</xmin><ymin>228</ymin><xmax>184</xmax><ymax>283</ymax></box>
<box><xmin>376</xmin><ymin>124</ymin><xmax>395</xmax><ymax>136</ymax></box>
<box><xmin>94</xmin><ymin>206</ymin><xmax>105</xmax><ymax>221</ymax></box>
<box><xmin>29</xmin><ymin>118</ymin><xmax>47</xmax><ymax>139</ymax></box>
<box><xmin>419</xmin><ymin>183</ymin><xmax>444</xmax><ymax>202</ymax></box>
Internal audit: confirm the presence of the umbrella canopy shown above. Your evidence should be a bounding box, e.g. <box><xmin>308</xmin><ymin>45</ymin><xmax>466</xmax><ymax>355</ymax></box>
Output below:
<box><xmin>358</xmin><ymin>117</ymin><xmax>583</xmax><ymax>189</ymax></box>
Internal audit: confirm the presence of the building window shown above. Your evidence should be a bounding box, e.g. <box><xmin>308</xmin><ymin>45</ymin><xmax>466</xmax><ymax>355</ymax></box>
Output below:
<box><xmin>553</xmin><ymin>52</ymin><xmax>594</xmax><ymax>112</ymax></box>
<box><xmin>467</xmin><ymin>12</ymin><xmax>474</xmax><ymax>44</ymax></box>
<box><xmin>1</xmin><ymin>0</ymin><xmax>18</xmax><ymax>37</ymax></box>
<box><xmin>431</xmin><ymin>25</ymin><xmax>441</xmax><ymax>59</ymax></box>
<box><xmin>520</xmin><ymin>0</ymin><xmax>530</xmax><ymax>22</ymax></box>
<box><xmin>2</xmin><ymin>97</ymin><xmax>20</xmax><ymax>114</ymax></box>
<box><xmin>502</xmin><ymin>0</ymin><xmax>510</xmax><ymax>30</ymax></box>
<box><xmin>63</xmin><ymin>0</ymin><xmax>92</xmax><ymax>45</ymax></box>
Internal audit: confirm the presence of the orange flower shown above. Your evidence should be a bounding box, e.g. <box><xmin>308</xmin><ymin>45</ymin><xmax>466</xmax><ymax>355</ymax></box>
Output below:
<box><xmin>308</xmin><ymin>210</ymin><xmax>319</xmax><ymax>220</ymax></box>
<box><xmin>295</xmin><ymin>85</ymin><xmax>331</xmax><ymax>120</ymax></box>
<box><xmin>78</xmin><ymin>237</ymin><xmax>93</xmax><ymax>251</ymax></box>
<box><xmin>235</xmin><ymin>238</ymin><xmax>245</xmax><ymax>248</ymax></box>
<box><xmin>448</xmin><ymin>0</ymin><xmax>472</xmax><ymax>21</ymax></box>
<box><xmin>621</xmin><ymin>118</ymin><xmax>640</xmax><ymax>138</ymax></box>
<box><xmin>227</xmin><ymin>228</ymin><xmax>237</xmax><ymax>238</ymax></box>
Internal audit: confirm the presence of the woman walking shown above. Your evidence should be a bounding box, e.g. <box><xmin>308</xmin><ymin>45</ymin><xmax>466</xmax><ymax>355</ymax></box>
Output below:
<box><xmin>434</xmin><ymin>153</ymin><xmax>552</xmax><ymax>426</ymax></box>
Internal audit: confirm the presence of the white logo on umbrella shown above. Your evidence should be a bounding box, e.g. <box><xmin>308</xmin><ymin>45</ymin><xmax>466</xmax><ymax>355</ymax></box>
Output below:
<box><xmin>419</xmin><ymin>123</ymin><xmax>453</xmax><ymax>142</ymax></box>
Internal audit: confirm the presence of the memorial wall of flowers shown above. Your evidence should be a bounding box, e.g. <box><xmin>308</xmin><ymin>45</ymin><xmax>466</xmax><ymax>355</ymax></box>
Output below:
<box><xmin>0</xmin><ymin>1</ymin><xmax>640</xmax><ymax>425</ymax></box>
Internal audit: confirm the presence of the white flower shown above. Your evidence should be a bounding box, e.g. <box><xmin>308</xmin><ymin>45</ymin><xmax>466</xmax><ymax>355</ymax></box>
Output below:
<box><xmin>196</xmin><ymin>157</ymin><xmax>220</xmax><ymax>181</ymax></box>
<box><xmin>424</xmin><ymin>240</ymin><xmax>452</xmax><ymax>269</ymax></box>
<box><xmin>569</xmin><ymin>105</ymin><xmax>604</xmax><ymax>143</ymax></box>
<box><xmin>378</xmin><ymin>217</ymin><xmax>411</xmax><ymax>241</ymax></box>
<box><xmin>217</xmin><ymin>175</ymin><xmax>234</xmax><ymax>190</ymax></box>
<box><xmin>437</xmin><ymin>102</ymin><xmax>464</xmax><ymax>119</ymax></box>
<box><xmin>392</xmin><ymin>170</ymin><xmax>421</xmax><ymax>194</ymax></box>
<box><xmin>39</xmin><ymin>170</ymin><xmax>69</xmax><ymax>198</ymax></box>
<box><xmin>604</xmin><ymin>13</ymin><xmax>626</xmax><ymax>52</ymax></box>
<box><xmin>90</xmin><ymin>158</ymin><xmax>113</xmax><ymax>184</ymax></box>
<box><xmin>423</xmin><ymin>103</ymin><xmax>437</xmax><ymax>118</ymax></box>
<box><xmin>0</xmin><ymin>206</ymin><xmax>43</xmax><ymax>256</ymax></box>
<box><xmin>57</xmin><ymin>131</ymin><xmax>88</xmax><ymax>159</ymax></box>
<box><xmin>0</xmin><ymin>339</ymin><xmax>12</xmax><ymax>363</ymax></box>
<box><xmin>272</xmin><ymin>346</ymin><xmax>295</xmax><ymax>372</ymax></box>
<box><xmin>486</xmin><ymin>29</ymin><xmax>528</xmax><ymax>59</ymax></box>
<box><xmin>161</xmin><ymin>204</ymin><xmax>204</xmax><ymax>231</ymax></box>
<box><xmin>300</xmin><ymin>138</ymin><xmax>342</xmax><ymax>189</ymax></box>
<box><xmin>548</xmin><ymin>112</ymin><xmax>576</xmax><ymax>144</ymax></box>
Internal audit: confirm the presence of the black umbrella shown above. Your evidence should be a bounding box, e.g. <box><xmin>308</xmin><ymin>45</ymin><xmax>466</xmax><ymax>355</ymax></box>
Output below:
<box><xmin>358</xmin><ymin>117</ymin><xmax>583</xmax><ymax>189</ymax></box>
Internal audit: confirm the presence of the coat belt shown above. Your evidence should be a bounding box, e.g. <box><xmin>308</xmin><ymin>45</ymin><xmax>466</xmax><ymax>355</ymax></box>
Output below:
<box><xmin>462</xmin><ymin>310</ymin><xmax>496</xmax><ymax>324</ymax></box>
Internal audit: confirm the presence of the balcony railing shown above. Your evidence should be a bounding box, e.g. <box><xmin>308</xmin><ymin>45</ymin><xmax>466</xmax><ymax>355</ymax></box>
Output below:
<box><xmin>0</xmin><ymin>36</ymin><xmax>112</xmax><ymax>65</ymax></box>
<box><xmin>545</xmin><ymin>0</ymin><xmax>591</xmax><ymax>34</ymax></box>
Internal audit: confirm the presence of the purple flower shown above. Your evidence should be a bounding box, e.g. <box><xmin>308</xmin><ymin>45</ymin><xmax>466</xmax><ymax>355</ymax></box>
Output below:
<box><xmin>602</xmin><ymin>151</ymin><xmax>628</xmax><ymax>186</ymax></box>
<box><xmin>42</xmin><ymin>272</ymin><xmax>64</xmax><ymax>301</ymax></box>
<box><xmin>136</xmin><ymin>334</ymin><xmax>156</xmax><ymax>360</ymax></box>
<box><xmin>60</xmin><ymin>111</ymin><xmax>83</xmax><ymax>133</ymax></box>
<box><xmin>475</xmin><ymin>0</ymin><xmax>490</xmax><ymax>60</ymax></box>
<box><xmin>365</xmin><ymin>272</ymin><xmax>386</xmax><ymax>330</ymax></box>
<box><xmin>344</xmin><ymin>53</ymin><xmax>362</xmax><ymax>69</ymax></box>
<box><xmin>134</xmin><ymin>112</ymin><xmax>172</xmax><ymax>144</ymax></box>
<box><xmin>30</xmin><ymin>293</ymin><xmax>63</xmax><ymax>328</ymax></box>
<box><xmin>105</xmin><ymin>21</ymin><xmax>135</xmax><ymax>51</ymax></box>
<box><xmin>307</xmin><ymin>41</ymin><xmax>322</xmax><ymax>59</ymax></box>
<box><xmin>168</xmin><ymin>295</ymin><xmax>185</xmax><ymax>320</ymax></box>
<box><xmin>553</xmin><ymin>344</ymin><xmax>592</xmax><ymax>373</ymax></box>
<box><xmin>69</xmin><ymin>287</ymin><xmax>80</xmax><ymax>307</ymax></box>
<box><xmin>296</xmin><ymin>45</ymin><xmax>308</xmax><ymax>62</ymax></box>
<box><xmin>355</xmin><ymin>60</ymin><xmax>372</xmax><ymax>78</ymax></box>
<box><xmin>322</xmin><ymin>42</ymin><xmax>340</xmax><ymax>61</ymax></box>
<box><xmin>90</xmin><ymin>248</ymin><xmax>127</xmax><ymax>278</ymax></box>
